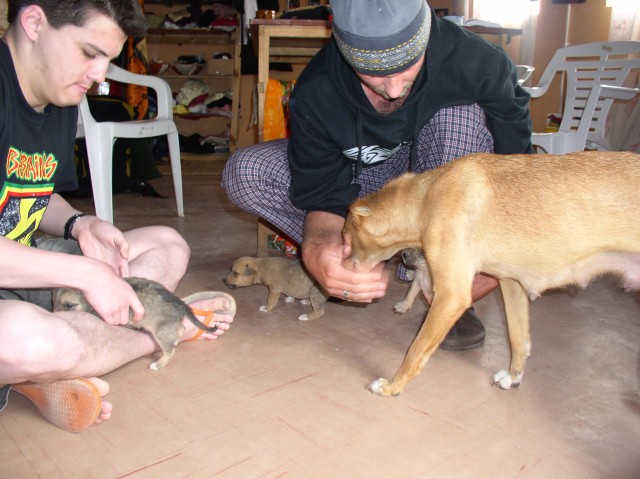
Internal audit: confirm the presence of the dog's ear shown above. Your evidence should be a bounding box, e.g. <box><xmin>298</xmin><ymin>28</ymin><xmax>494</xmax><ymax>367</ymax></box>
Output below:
<box><xmin>352</xmin><ymin>205</ymin><xmax>372</xmax><ymax>217</ymax></box>
<box><xmin>350</xmin><ymin>199</ymin><xmax>372</xmax><ymax>218</ymax></box>
<box><xmin>243</xmin><ymin>264</ymin><xmax>257</xmax><ymax>276</ymax></box>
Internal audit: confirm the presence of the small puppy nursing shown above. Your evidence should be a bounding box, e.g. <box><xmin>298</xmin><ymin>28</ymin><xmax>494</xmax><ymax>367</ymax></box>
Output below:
<box><xmin>343</xmin><ymin>150</ymin><xmax>640</xmax><ymax>397</ymax></box>
<box><xmin>394</xmin><ymin>248</ymin><xmax>428</xmax><ymax>314</ymax></box>
<box><xmin>224</xmin><ymin>256</ymin><xmax>328</xmax><ymax>321</ymax></box>
<box><xmin>53</xmin><ymin>277</ymin><xmax>218</xmax><ymax>371</ymax></box>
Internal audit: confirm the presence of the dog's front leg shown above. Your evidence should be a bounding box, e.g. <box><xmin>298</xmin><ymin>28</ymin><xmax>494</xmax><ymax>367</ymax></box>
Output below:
<box><xmin>259</xmin><ymin>289</ymin><xmax>281</xmax><ymax>312</ymax></box>
<box><xmin>493</xmin><ymin>278</ymin><xmax>531</xmax><ymax>389</ymax></box>
<box><xmin>368</xmin><ymin>292</ymin><xmax>469</xmax><ymax>397</ymax></box>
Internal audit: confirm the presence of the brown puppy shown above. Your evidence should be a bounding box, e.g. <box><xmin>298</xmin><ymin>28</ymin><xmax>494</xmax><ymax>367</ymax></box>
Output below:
<box><xmin>343</xmin><ymin>150</ymin><xmax>640</xmax><ymax>397</ymax></box>
<box><xmin>53</xmin><ymin>277</ymin><xmax>218</xmax><ymax>371</ymax></box>
<box><xmin>224</xmin><ymin>256</ymin><xmax>328</xmax><ymax>321</ymax></box>
<box><xmin>394</xmin><ymin>248</ymin><xmax>429</xmax><ymax>314</ymax></box>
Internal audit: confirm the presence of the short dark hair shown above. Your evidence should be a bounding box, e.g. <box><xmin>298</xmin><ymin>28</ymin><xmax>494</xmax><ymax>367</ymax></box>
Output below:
<box><xmin>8</xmin><ymin>0</ymin><xmax>148</xmax><ymax>38</ymax></box>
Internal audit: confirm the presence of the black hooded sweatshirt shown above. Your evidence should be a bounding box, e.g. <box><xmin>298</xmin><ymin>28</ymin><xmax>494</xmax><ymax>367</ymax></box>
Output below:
<box><xmin>287</xmin><ymin>11</ymin><xmax>533</xmax><ymax>218</ymax></box>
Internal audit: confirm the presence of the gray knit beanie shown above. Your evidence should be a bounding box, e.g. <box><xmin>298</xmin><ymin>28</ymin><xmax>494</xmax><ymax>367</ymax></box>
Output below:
<box><xmin>331</xmin><ymin>0</ymin><xmax>431</xmax><ymax>76</ymax></box>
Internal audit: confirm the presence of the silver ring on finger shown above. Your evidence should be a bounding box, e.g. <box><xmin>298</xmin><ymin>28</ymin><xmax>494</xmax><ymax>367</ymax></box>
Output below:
<box><xmin>343</xmin><ymin>290</ymin><xmax>350</xmax><ymax>299</ymax></box>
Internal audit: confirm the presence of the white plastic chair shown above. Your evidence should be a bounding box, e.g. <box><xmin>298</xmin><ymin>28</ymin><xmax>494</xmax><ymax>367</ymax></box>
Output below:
<box><xmin>516</xmin><ymin>65</ymin><xmax>534</xmax><ymax>86</ymax></box>
<box><xmin>76</xmin><ymin>63</ymin><xmax>183</xmax><ymax>223</ymax></box>
<box><xmin>524</xmin><ymin>41</ymin><xmax>640</xmax><ymax>154</ymax></box>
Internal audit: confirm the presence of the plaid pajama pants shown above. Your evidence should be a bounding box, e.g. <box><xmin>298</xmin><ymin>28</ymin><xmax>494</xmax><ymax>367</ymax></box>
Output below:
<box><xmin>222</xmin><ymin>104</ymin><xmax>494</xmax><ymax>244</ymax></box>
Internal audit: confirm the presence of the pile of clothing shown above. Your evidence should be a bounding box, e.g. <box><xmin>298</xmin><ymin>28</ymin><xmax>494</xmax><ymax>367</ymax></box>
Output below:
<box><xmin>145</xmin><ymin>1</ymin><xmax>237</xmax><ymax>32</ymax></box>
<box><xmin>173</xmin><ymin>80</ymin><xmax>233</xmax><ymax>118</ymax></box>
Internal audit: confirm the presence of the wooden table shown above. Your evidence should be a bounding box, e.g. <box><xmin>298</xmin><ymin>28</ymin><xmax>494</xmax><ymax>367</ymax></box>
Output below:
<box><xmin>464</xmin><ymin>25</ymin><xmax>523</xmax><ymax>45</ymax></box>
<box><xmin>249</xmin><ymin>19</ymin><xmax>332</xmax><ymax>143</ymax></box>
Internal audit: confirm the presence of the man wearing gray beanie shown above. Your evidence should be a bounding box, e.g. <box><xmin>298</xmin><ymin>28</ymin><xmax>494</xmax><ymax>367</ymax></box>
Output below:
<box><xmin>223</xmin><ymin>0</ymin><xmax>532</xmax><ymax>350</ymax></box>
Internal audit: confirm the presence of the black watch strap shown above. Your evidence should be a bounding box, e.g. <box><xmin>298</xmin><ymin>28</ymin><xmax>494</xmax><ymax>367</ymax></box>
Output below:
<box><xmin>63</xmin><ymin>213</ymin><xmax>88</xmax><ymax>240</ymax></box>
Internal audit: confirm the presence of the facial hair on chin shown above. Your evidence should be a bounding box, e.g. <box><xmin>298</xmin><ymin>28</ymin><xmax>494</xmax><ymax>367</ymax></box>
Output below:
<box><xmin>371</xmin><ymin>82</ymin><xmax>413</xmax><ymax>101</ymax></box>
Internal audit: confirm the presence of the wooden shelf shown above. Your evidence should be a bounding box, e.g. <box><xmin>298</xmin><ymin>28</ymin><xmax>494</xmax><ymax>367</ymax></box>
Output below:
<box><xmin>146</xmin><ymin>28</ymin><xmax>236</xmax><ymax>45</ymax></box>
<box><xmin>158</xmin><ymin>73</ymin><xmax>235</xmax><ymax>80</ymax></box>
<box><xmin>145</xmin><ymin>13</ymin><xmax>241</xmax><ymax>162</ymax></box>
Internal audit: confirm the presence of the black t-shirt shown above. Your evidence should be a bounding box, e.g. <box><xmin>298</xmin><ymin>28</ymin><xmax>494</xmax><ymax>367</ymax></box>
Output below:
<box><xmin>0</xmin><ymin>41</ymin><xmax>78</xmax><ymax>246</ymax></box>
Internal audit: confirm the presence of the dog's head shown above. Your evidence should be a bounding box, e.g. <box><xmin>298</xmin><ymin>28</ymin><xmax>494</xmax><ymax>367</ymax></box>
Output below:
<box><xmin>52</xmin><ymin>288</ymin><xmax>90</xmax><ymax>312</ymax></box>
<box><xmin>400</xmin><ymin>248</ymin><xmax>427</xmax><ymax>270</ymax></box>
<box><xmin>344</xmin><ymin>200</ymin><xmax>411</xmax><ymax>272</ymax></box>
<box><xmin>343</xmin><ymin>174</ymin><xmax>424</xmax><ymax>272</ymax></box>
<box><xmin>223</xmin><ymin>256</ymin><xmax>261</xmax><ymax>289</ymax></box>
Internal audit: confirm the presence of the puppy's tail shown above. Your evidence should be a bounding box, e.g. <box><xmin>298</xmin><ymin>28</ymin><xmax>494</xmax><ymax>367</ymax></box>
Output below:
<box><xmin>184</xmin><ymin>306</ymin><xmax>219</xmax><ymax>333</ymax></box>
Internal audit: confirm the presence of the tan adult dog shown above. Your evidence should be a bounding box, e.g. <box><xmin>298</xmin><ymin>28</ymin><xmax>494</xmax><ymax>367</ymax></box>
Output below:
<box><xmin>343</xmin><ymin>151</ymin><xmax>640</xmax><ymax>397</ymax></box>
<box><xmin>224</xmin><ymin>256</ymin><xmax>329</xmax><ymax>321</ymax></box>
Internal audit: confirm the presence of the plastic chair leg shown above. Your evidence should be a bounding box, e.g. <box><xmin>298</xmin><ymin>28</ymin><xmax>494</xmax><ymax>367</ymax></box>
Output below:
<box><xmin>166</xmin><ymin>130</ymin><xmax>184</xmax><ymax>217</ymax></box>
<box><xmin>86</xmin><ymin>133</ymin><xmax>115</xmax><ymax>223</ymax></box>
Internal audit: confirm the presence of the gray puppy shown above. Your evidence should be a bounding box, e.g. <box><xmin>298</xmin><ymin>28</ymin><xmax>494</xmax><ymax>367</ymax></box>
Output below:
<box><xmin>53</xmin><ymin>277</ymin><xmax>218</xmax><ymax>371</ymax></box>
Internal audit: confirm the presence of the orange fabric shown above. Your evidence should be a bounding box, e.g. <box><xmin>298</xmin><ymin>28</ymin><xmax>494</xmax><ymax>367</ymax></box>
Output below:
<box><xmin>126</xmin><ymin>0</ymin><xmax>148</xmax><ymax>120</ymax></box>
<box><xmin>263</xmin><ymin>79</ymin><xmax>296</xmax><ymax>141</ymax></box>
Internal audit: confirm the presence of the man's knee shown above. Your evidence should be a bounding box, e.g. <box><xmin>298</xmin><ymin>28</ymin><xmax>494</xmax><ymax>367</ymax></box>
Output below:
<box><xmin>128</xmin><ymin>226</ymin><xmax>190</xmax><ymax>285</ymax></box>
<box><xmin>221</xmin><ymin>149</ymin><xmax>247</xmax><ymax>204</ymax></box>
<box><xmin>222</xmin><ymin>139</ymin><xmax>289</xmax><ymax>210</ymax></box>
<box><xmin>0</xmin><ymin>302</ymin><xmax>81</xmax><ymax>381</ymax></box>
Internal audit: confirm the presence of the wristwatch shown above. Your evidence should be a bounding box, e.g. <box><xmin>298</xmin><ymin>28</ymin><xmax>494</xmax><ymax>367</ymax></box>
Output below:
<box><xmin>63</xmin><ymin>213</ymin><xmax>88</xmax><ymax>240</ymax></box>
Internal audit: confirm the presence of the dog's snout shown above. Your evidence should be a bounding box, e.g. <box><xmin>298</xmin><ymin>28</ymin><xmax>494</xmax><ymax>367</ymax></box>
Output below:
<box><xmin>223</xmin><ymin>277</ymin><xmax>237</xmax><ymax>289</ymax></box>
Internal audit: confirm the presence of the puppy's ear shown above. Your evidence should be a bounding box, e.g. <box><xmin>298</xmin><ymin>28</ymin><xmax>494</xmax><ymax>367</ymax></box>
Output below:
<box><xmin>243</xmin><ymin>264</ymin><xmax>257</xmax><ymax>276</ymax></box>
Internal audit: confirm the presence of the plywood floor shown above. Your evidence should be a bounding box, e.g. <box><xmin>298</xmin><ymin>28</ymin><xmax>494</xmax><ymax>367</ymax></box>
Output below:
<box><xmin>1</xmin><ymin>174</ymin><xmax>639</xmax><ymax>478</ymax></box>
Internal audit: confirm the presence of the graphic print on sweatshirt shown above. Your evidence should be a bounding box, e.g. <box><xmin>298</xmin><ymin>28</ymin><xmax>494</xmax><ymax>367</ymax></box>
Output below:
<box><xmin>1</xmin><ymin>146</ymin><xmax>58</xmax><ymax>245</ymax></box>
<box><xmin>342</xmin><ymin>143</ymin><xmax>405</xmax><ymax>166</ymax></box>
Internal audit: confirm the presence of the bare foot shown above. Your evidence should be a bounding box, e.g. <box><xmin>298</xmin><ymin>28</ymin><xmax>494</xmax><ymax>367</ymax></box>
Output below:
<box><xmin>180</xmin><ymin>291</ymin><xmax>236</xmax><ymax>342</ymax></box>
<box><xmin>87</xmin><ymin>377</ymin><xmax>112</xmax><ymax>424</ymax></box>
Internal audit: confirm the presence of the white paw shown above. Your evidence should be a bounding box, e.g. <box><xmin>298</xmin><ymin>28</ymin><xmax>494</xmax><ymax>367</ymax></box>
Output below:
<box><xmin>285</xmin><ymin>296</ymin><xmax>295</xmax><ymax>303</ymax></box>
<box><xmin>300</xmin><ymin>299</ymin><xmax>310</xmax><ymax>305</ymax></box>
<box><xmin>393</xmin><ymin>302</ymin><xmax>409</xmax><ymax>314</ymax></box>
<box><xmin>493</xmin><ymin>369</ymin><xmax>515</xmax><ymax>389</ymax></box>
<box><xmin>149</xmin><ymin>362</ymin><xmax>161</xmax><ymax>371</ymax></box>
<box><xmin>298</xmin><ymin>314</ymin><xmax>309</xmax><ymax>321</ymax></box>
<box><xmin>367</xmin><ymin>378</ymin><xmax>387</xmax><ymax>394</ymax></box>
<box><xmin>259</xmin><ymin>305</ymin><xmax>268</xmax><ymax>312</ymax></box>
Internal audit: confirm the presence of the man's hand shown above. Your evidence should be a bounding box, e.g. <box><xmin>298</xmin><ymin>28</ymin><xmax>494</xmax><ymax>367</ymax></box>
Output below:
<box><xmin>74</xmin><ymin>216</ymin><xmax>131</xmax><ymax>277</ymax></box>
<box><xmin>80</xmin><ymin>265</ymin><xmax>145</xmax><ymax>326</ymax></box>
<box><xmin>302</xmin><ymin>211</ymin><xmax>388</xmax><ymax>303</ymax></box>
<box><xmin>37</xmin><ymin>196</ymin><xmax>144</xmax><ymax>323</ymax></box>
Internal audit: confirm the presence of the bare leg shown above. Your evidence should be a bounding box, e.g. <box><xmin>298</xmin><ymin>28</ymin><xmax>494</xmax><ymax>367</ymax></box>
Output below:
<box><xmin>0</xmin><ymin>301</ymin><xmax>158</xmax><ymax>384</ymax></box>
<box><xmin>123</xmin><ymin>226</ymin><xmax>190</xmax><ymax>291</ymax></box>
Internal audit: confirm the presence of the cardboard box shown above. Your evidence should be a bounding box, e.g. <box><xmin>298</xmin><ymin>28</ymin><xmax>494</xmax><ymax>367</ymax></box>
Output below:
<box><xmin>207</xmin><ymin>59</ymin><xmax>233</xmax><ymax>76</ymax></box>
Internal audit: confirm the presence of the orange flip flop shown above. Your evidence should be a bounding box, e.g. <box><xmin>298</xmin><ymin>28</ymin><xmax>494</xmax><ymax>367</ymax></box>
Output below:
<box><xmin>12</xmin><ymin>378</ymin><xmax>102</xmax><ymax>433</ymax></box>
<box><xmin>182</xmin><ymin>291</ymin><xmax>237</xmax><ymax>342</ymax></box>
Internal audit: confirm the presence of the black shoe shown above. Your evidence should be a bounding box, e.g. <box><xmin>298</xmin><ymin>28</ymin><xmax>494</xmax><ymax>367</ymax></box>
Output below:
<box><xmin>439</xmin><ymin>307</ymin><xmax>486</xmax><ymax>351</ymax></box>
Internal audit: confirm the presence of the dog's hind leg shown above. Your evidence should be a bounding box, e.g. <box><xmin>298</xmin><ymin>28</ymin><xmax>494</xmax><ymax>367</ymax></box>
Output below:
<box><xmin>368</xmin><ymin>289</ymin><xmax>471</xmax><ymax>397</ymax></box>
<box><xmin>493</xmin><ymin>278</ymin><xmax>531</xmax><ymax>389</ymax></box>
<box><xmin>299</xmin><ymin>288</ymin><xmax>326</xmax><ymax>321</ymax></box>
